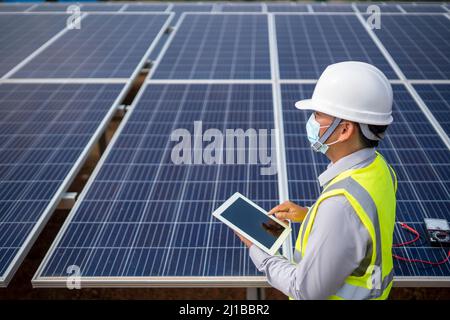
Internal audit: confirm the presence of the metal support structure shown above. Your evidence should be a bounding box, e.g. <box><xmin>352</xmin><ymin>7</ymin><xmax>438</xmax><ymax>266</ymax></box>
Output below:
<box><xmin>57</xmin><ymin>192</ymin><xmax>78</xmax><ymax>210</ymax></box>
<box><xmin>246</xmin><ymin>288</ymin><xmax>266</xmax><ymax>300</ymax></box>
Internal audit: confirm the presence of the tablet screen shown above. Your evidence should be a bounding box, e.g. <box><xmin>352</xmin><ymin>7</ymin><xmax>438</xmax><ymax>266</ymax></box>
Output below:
<box><xmin>221</xmin><ymin>197</ymin><xmax>286</xmax><ymax>249</ymax></box>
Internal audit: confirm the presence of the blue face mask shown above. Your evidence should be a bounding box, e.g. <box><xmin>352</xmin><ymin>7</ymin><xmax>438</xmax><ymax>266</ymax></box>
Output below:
<box><xmin>306</xmin><ymin>113</ymin><xmax>342</xmax><ymax>154</ymax></box>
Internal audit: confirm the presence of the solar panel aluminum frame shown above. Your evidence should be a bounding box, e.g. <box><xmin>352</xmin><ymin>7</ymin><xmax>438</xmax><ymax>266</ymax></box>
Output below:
<box><xmin>0</xmin><ymin>12</ymin><xmax>174</xmax><ymax>288</ymax></box>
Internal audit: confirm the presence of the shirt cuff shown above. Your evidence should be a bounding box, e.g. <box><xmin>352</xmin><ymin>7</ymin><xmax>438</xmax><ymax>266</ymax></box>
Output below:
<box><xmin>249</xmin><ymin>245</ymin><xmax>271</xmax><ymax>270</ymax></box>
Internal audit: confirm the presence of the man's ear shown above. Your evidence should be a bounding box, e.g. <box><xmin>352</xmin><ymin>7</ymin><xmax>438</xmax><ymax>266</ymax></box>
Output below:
<box><xmin>339</xmin><ymin>121</ymin><xmax>357</xmax><ymax>142</ymax></box>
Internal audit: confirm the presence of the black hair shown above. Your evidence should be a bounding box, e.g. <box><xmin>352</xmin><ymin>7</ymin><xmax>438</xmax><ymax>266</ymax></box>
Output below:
<box><xmin>357</xmin><ymin>123</ymin><xmax>388</xmax><ymax>148</ymax></box>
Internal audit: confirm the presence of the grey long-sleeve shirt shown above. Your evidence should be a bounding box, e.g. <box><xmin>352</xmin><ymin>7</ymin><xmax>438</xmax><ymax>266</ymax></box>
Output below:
<box><xmin>249</xmin><ymin>148</ymin><xmax>377</xmax><ymax>300</ymax></box>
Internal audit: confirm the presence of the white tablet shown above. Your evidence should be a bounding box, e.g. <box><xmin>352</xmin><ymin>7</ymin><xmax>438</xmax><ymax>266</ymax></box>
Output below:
<box><xmin>212</xmin><ymin>192</ymin><xmax>291</xmax><ymax>255</ymax></box>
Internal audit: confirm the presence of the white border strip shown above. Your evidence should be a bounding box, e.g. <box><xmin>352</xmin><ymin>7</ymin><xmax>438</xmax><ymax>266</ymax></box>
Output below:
<box><xmin>0</xmin><ymin>78</ymin><xmax>129</xmax><ymax>84</ymax></box>
<box><xmin>0</xmin><ymin>12</ymin><xmax>174</xmax><ymax>288</ymax></box>
<box><xmin>354</xmin><ymin>11</ymin><xmax>450</xmax><ymax>150</ymax></box>
<box><xmin>268</xmin><ymin>13</ymin><xmax>293</xmax><ymax>262</ymax></box>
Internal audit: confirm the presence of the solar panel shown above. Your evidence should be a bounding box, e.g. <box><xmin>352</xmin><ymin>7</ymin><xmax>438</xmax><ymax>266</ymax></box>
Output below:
<box><xmin>373</xmin><ymin>15</ymin><xmax>450</xmax><ymax>80</ymax></box>
<box><xmin>0</xmin><ymin>82</ymin><xmax>125</xmax><ymax>287</ymax></box>
<box><xmin>0</xmin><ymin>3</ymin><xmax>33</xmax><ymax>12</ymax></box>
<box><xmin>124</xmin><ymin>4</ymin><xmax>169</xmax><ymax>12</ymax></box>
<box><xmin>0</xmin><ymin>14</ymin><xmax>67</xmax><ymax>78</ymax></box>
<box><xmin>267</xmin><ymin>4</ymin><xmax>309</xmax><ymax>12</ymax></box>
<box><xmin>221</xmin><ymin>4</ymin><xmax>262</xmax><ymax>12</ymax></box>
<box><xmin>414</xmin><ymin>84</ymin><xmax>450</xmax><ymax>136</ymax></box>
<box><xmin>10</xmin><ymin>14</ymin><xmax>171</xmax><ymax>79</ymax></box>
<box><xmin>275</xmin><ymin>14</ymin><xmax>397</xmax><ymax>79</ymax></box>
<box><xmin>400</xmin><ymin>4</ymin><xmax>447</xmax><ymax>13</ymax></box>
<box><xmin>151</xmin><ymin>14</ymin><xmax>271</xmax><ymax>80</ymax></box>
<box><xmin>311</xmin><ymin>4</ymin><xmax>355</xmax><ymax>12</ymax></box>
<box><xmin>34</xmin><ymin>83</ymin><xmax>279</xmax><ymax>286</ymax></box>
<box><xmin>280</xmin><ymin>83</ymin><xmax>450</xmax><ymax>281</ymax></box>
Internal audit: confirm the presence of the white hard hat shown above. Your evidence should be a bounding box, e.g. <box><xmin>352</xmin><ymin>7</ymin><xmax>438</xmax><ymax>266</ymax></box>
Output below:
<box><xmin>295</xmin><ymin>61</ymin><xmax>393</xmax><ymax>126</ymax></box>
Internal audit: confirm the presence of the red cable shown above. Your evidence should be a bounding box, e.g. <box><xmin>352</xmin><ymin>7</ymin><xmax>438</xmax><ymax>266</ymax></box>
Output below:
<box><xmin>393</xmin><ymin>222</ymin><xmax>420</xmax><ymax>247</ymax></box>
<box><xmin>392</xmin><ymin>222</ymin><xmax>450</xmax><ymax>266</ymax></box>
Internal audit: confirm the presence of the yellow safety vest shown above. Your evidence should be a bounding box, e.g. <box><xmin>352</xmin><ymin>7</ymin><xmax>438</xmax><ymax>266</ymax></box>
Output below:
<box><xmin>291</xmin><ymin>151</ymin><xmax>397</xmax><ymax>300</ymax></box>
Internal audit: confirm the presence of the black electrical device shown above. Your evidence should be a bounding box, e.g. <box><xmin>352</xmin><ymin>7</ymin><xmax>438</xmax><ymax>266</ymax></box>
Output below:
<box><xmin>424</xmin><ymin>218</ymin><xmax>450</xmax><ymax>247</ymax></box>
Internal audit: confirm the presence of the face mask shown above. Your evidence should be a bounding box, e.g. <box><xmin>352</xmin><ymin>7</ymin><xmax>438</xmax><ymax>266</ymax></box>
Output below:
<box><xmin>306</xmin><ymin>113</ymin><xmax>342</xmax><ymax>154</ymax></box>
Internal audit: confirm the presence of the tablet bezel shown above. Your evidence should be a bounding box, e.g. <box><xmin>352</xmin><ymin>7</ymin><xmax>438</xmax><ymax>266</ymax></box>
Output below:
<box><xmin>212</xmin><ymin>192</ymin><xmax>291</xmax><ymax>256</ymax></box>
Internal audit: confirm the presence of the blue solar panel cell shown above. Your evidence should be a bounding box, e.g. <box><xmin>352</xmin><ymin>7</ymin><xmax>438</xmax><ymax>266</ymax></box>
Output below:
<box><xmin>36</xmin><ymin>84</ymin><xmax>279</xmax><ymax>283</ymax></box>
<box><xmin>11</xmin><ymin>14</ymin><xmax>170</xmax><ymax>79</ymax></box>
<box><xmin>414</xmin><ymin>84</ymin><xmax>450</xmax><ymax>136</ymax></box>
<box><xmin>311</xmin><ymin>4</ymin><xmax>355</xmax><ymax>12</ymax></box>
<box><xmin>0</xmin><ymin>83</ymin><xmax>124</xmax><ymax>286</ymax></box>
<box><xmin>0</xmin><ymin>14</ymin><xmax>67</xmax><ymax>78</ymax></box>
<box><xmin>152</xmin><ymin>14</ymin><xmax>271</xmax><ymax>80</ymax></box>
<box><xmin>374</xmin><ymin>15</ymin><xmax>450</xmax><ymax>79</ymax></box>
<box><xmin>221</xmin><ymin>4</ymin><xmax>262</xmax><ymax>12</ymax></box>
<box><xmin>267</xmin><ymin>4</ymin><xmax>309</xmax><ymax>12</ymax></box>
<box><xmin>275</xmin><ymin>15</ymin><xmax>397</xmax><ymax>79</ymax></box>
<box><xmin>281</xmin><ymin>84</ymin><xmax>450</xmax><ymax>279</ymax></box>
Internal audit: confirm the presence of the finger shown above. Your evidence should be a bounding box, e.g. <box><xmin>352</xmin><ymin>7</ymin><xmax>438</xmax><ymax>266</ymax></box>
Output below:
<box><xmin>275</xmin><ymin>211</ymin><xmax>289</xmax><ymax>220</ymax></box>
<box><xmin>268</xmin><ymin>202</ymin><xmax>290</xmax><ymax>215</ymax></box>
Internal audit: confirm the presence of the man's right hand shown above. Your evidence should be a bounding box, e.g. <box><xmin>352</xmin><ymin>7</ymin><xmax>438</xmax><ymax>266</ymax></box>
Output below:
<box><xmin>268</xmin><ymin>201</ymin><xmax>309</xmax><ymax>223</ymax></box>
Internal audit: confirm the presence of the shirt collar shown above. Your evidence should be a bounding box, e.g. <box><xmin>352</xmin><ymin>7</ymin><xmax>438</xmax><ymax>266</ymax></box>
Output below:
<box><xmin>318</xmin><ymin>148</ymin><xmax>376</xmax><ymax>187</ymax></box>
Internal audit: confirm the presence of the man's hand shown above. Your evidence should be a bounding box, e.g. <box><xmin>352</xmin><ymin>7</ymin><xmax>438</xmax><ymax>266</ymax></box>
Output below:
<box><xmin>268</xmin><ymin>201</ymin><xmax>309</xmax><ymax>223</ymax></box>
<box><xmin>234</xmin><ymin>231</ymin><xmax>253</xmax><ymax>248</ymax></box>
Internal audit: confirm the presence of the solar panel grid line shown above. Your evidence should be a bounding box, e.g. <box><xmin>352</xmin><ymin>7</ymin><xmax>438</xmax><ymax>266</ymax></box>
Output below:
<box><xmin>0</xmin><ymin>79</ymin><xmax>130</xmax><ymax>84</ymax></box>
<box><xmin>9</xmin><ymin>12</ymin><xmax>174</xmax><ymax>79</ymax></box>
<box><xmin>267</xmin><ymin>12</ymin><xmax>292</xmax><ymax>261</ymax></box>
<box><xmin>1</xmin><ymin>13</ymin><xmax>88</xmax><ymax>80</ymax></box>
<box><xmin>0</xmin><ymin>82</ymin><xmax>128</xmax><ymax>287</ymax></box>
<box><xmin>353</xmin><ymin>11</ymin><xmax>450</xmax><ymax>150</ymax></box>
<box><xmin>147</xmin><ymin>79</ymin><xmax>273</xmax><ymax>84</ymax></box>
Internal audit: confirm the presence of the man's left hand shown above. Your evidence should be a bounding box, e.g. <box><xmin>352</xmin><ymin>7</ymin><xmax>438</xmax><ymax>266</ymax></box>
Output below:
<box><xmin>234</xmin><ymin>231</ymin><xmax>253</xmax><ymax>248</ymax></box>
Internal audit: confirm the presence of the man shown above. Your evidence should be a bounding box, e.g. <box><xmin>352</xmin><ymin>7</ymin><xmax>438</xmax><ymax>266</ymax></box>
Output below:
<box><xmin>236</xmin><ymin>61</ymin><xmax>397</xmax><ymax>300</ymax></box>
